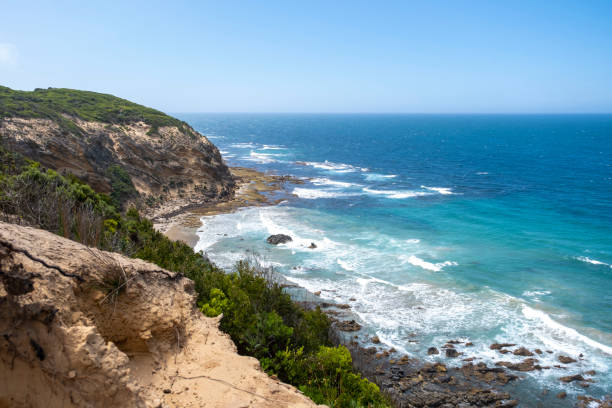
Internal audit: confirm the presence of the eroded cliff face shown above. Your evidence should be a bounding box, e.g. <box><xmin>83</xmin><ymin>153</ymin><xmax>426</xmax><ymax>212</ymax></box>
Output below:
<box><xmin>0</xmin><ymin>117</ymin><xmax>235</xmax><ymax>213</ymax></box>
<box><xmin>0</xmin><ymin>222</ymin><xmax>319</xmax><ymax>408</ymax></box>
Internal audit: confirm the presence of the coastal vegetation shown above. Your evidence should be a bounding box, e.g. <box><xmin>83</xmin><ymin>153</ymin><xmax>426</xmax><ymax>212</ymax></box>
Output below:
<box><xmin>0</xmin><ymin>86</ymin><xmax>197</xmax><ymax>137</ymax></box>
<box><xmin>0</xmin><ymin>140</ymin><xmax>389</xmax><ymax>407</ymax></box>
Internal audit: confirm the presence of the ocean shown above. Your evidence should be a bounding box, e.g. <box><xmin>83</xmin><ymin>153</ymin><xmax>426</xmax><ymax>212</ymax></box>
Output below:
<box><xmin>177</xmin><ymin>113</ymin><xmax>612</xmax><ymax>404</ymax></box>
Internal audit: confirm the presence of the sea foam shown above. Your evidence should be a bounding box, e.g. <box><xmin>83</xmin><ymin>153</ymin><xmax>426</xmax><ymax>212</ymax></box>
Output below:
<box><xmin>401</xmin><ymin>255</ymin><xmax>458</xmax><ymax>272</ymax></box>
<box><xmin>364</xmin><ymin>187</ymin><xmax>432</xmax><ymax>199</ymax></box>
<box><xmin>421</xmin><ymin>185</ymin><xmax>455</xmax><ymax>195</ymax></box>
<box><xmin>576</xmin><ymin>256</ymin><xmax>611</xmax><ymax>268</ymax></box>
<box><xmin>292</xmin><ymin>187</ymin><xmax>358</xmax><ymax>199</ymax></box>
<box><xmin>311</xmin><ymin>177</ymin><xmax>361</xmax><ymax>188</ymax></box>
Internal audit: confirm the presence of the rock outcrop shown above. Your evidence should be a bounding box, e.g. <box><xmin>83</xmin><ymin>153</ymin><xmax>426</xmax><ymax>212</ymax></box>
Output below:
<box><xmin>0</xmin><ymin>222</ymin><xmax>318</xmax><ymax>408</ymax></box>
<box><xmin>0</xmin><ymin>87</ymin><xmax>235</xmax><ymax>215</ymax></box>
<box><xmin>266</xmin><ymin>234</ymin><xmax>293</xmax><ymax>245</ymax></box>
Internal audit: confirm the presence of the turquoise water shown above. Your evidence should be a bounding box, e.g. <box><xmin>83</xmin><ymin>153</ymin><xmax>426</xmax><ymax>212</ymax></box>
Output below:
<box><xmin>178</xmin><ymin>114</ymin><xmax>612</xmax><ymax>402</ymax></box>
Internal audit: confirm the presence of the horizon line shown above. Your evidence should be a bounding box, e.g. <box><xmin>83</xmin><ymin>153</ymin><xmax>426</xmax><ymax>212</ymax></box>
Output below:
<box><xmin>171</xmin><ymin>111</ymin><xmax>612</xmax><ymax>115</ymax></box>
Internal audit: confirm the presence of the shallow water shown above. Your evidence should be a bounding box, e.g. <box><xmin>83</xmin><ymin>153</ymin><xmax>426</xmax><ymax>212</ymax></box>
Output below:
<box><xmin>178</xmin><ymin>113</ymin><xmax>612</xmax><ymax>403</ymax></box>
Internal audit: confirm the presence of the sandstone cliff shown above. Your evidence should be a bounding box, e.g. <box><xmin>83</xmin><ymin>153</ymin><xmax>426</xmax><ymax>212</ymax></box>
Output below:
<box><xmin>0</xmin><ymin>222</ymin><xmax>319</xmax><ymax>408</ymax></box>
<box><xmin>0</xmin><ymin>87</ymin><xmax>235</xmax><ymax>215</ymax></box>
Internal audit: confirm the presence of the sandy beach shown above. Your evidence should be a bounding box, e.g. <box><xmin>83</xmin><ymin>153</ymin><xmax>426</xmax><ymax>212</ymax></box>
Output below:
<box><xmin>155</xmin><ymin>166</ymin><xmax>303</xmax><ymax>248</ymax></box>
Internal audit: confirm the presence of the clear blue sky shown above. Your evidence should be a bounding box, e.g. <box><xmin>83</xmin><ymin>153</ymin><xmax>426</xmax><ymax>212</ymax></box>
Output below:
<box><xmin>2</xmin><ymin>0</ymin><xmax>612</xmax><ymax>113</ymax></box>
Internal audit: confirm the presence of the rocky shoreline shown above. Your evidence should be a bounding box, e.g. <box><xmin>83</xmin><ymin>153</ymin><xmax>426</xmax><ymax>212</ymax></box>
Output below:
<box><xmin>153</xmin><ymin>166</ymin><xmax>304</xmax><ymax>246</ymax></box>
<box><xmin>296</xmin><ymin>295</ymin><xmax>609</xmax><ymax>408</ymax></box>
<box><xmin>157</xmin><ymin>170</ymin><xmax>611</xmax><ymax>408</ymax></box>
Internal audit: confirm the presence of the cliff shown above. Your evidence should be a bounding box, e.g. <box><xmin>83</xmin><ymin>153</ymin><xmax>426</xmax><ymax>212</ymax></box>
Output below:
<box><xmin>0</xmin><ymin>86</ymin><xmax>235</xmax><ymax>213</ymax></box>
<box><xmin>0</xmin><ymin>221</ymin><xmax>319</xmax><ymax>408</ymax></box>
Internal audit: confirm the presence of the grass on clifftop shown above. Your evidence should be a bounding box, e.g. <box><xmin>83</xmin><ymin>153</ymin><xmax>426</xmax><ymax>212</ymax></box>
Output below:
<box><xmin>0</xmin><ymin>140</ymin><xmax>390</xmax><ymax>408</ymax></box>
<box><xmin>0</xmin><ymin>85</ymin><xmax>197</xmax><ymax>137</ymax></box>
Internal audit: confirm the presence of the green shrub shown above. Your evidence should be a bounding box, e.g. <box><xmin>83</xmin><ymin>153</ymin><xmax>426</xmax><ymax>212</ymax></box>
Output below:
<box><xmin>106</xmin><ymin>164</ymin><xmax>138</xmax><ymax>208</ymax></box>
<box><xmin>0</xmin><ymin>85</ymin><xmax>199</xmax><ymax>138</ymax></box>
<box><xmin>200</xmin><ymin>288</ymin><xmax>229</xmax><ymax>316</ymax></box>
<box><xmin>264</xmin><ymin>345</ymin><xmax>388</xmax><ymax>407</ymax></box>
<box><xmin>0</xmin><ymin>140</ymin><xmax>389</xmax><ymax>408</ymax></box>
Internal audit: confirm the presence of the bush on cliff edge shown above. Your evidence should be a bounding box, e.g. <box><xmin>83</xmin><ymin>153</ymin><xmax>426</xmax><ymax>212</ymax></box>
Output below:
<box><xmin>0</xmin><ymin>142</ymin><xmax>389</xmax><ymax>408</ymax></box>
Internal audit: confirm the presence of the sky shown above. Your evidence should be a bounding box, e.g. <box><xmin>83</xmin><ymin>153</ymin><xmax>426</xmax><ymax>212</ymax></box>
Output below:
<box><xmin>1</xmin><ymin>0</ymin><xmax>612</xmax><ymax>113</ymax></box>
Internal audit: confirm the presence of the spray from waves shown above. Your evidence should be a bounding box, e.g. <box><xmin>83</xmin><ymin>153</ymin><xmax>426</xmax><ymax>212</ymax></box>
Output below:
<box><xmin>292</xmin><ymin>187</ymin><xmax>360</xmax><ymax>199</ymax></box>
<box><xmin>364</xmin><ymin>173</ymin><xmax>397</xmax><ymax>181</ymax></box>
<box><xmin>400</xmin><ymin>255</ymin><xmax>458</xmax><ymax>272</ymax></box>
<box><xmin>311</xmin><ymin>177</ymin><xmax>362</xmax><ymax>188</ymax></box>
<box><xmin>363</xmin><ymin>187</ymin><xmax>432</xmax><ymax>199</ymax></box>
<box><xmin>258</xmin><ymin>209</ymin><xmax>339</xmax><ymax>252</ymax></box>
<box><xmin>522</xmin><ymin>290</ymin><xmax>551</xmax><ymax>297</ymax></box>
<box><xmin>230</xmin><ymin>142</ymin><xmax>258</xmax><ymax>148</ymax></box>
<box><xmin>196</xmin><ymin>204</ymin><xmax>612</xmax><ymax>394</ymax></box>
<box><xmin>575</xmin><ymin>256</ymin><xmax>612</xmax><ymax>268</ymax></box>
<box><xmin>337</xmin><ymin>258</ymin><xmax>357</xmax><ymax>271</ymax></box>
<box><xmin>262</xmin><ymin>145</ymin><xmax>286</xmax><ymax>150</ymax></box>
<box><xmin>522</xmin><ymin>305</ymin><xmax>612</xmax><ymax>355</ymax></box>
<box><xmin>421</xmin><ymin>186</ymin><xmax>455</xmax><ymax>195</ymax></box>
<box><xmin>297</xmin><ymin>160</ymin><xmax>368</xmax><ymax>173</ymax></box>
<box><xmin>244</xmin><ymin>151</ymin><xmax>287</xmax><ymax>164</ymax></box>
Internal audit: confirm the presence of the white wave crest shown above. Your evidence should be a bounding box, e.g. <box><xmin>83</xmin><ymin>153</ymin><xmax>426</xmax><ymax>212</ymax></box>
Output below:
<box><xmin>298</xmin><ymin>160</ymin><xmax>367</xmax><ymax>173</ymax></box>
<box><xmin>311</xmin><ymin>178</ymin><xmax>361</xmax><ymax>188</ymax></box>
<box><xmin>230</xmin><ymin>142</ymin><xmax>257</xmax><ymax>148</ymax></box>
<box><xmin>576</xmin><ymin>256</ymin><xmax>611</xmax><ymax>268</ymax></box>
<box><xmin>245</xmin><ymin>151</ymin><xmax>279</xmax><ymax>163</ymax></box>
<box><xmin>364</xmin><ymin>187</ymin><xmax>431</xmax><ymax>199</ymax></box>
<box><xmin>364</xmin><ymin>173</ymin><xmax>397</xmax><ymax>181</ymax></box>
<box><xmin>522</xmin><ymin>305</ymin><xmax>612</xmax><ymax>355</ymax></box>
<box><xmin>421</xmin><ymin>185</ymin><xmax>454</xmax><ymax>195</ymax></box>
<box><xmin>402</xmin><ymin>255</ymin><xmax>458</xmax><ymax>272</ymax></box>
<box><xmin>337</xmin><ymin>258</ymin><xmax>357</xmax><ymax>271</ymax></box>
<box><xmin>292</xmin><ymin>187</ymin><xmax>358</xmax><ymax>199</ymax></box>
<box><xmin>262</xmin><ymin>145</ymin><xmax>285</xmax><ymax>150</ymax></box>
<box><xmin>522</xmin><ymin>290</ymin><xmax>552</xmax><ymax>297</ymax></box>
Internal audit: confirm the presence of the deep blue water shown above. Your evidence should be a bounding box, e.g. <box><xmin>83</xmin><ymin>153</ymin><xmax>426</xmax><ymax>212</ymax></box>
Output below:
<box><xmin>178</xmin><ymin>113</ymin><xmax>612</xmax><ymax>403</ymax></box>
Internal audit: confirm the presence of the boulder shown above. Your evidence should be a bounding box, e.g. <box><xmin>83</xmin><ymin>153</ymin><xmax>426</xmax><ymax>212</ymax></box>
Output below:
<box><xmin>559</xmin><ymin>374</ymin><xmax>585</xmax><ymax>383</ymax></box>
<box><xmin>336</xmin><ymin>319</ymin><xmax>361</xmax><ymax>332</ymax></box>
<box><xmin>558</xmin><ymin>355</ymin><xmax>577</xmax><ymax>364</ymax></box>
<box><xmin>445</xmin><ymin>348</ymin><xmax>459</xmax><ymax>358</ymax></box>
<box><xmin>308</xmin><ymin>242</ymin><xmax>317</xmax><ymax>249</ymax></box>
<box><xmin>496</xmin><ymin>358</ymin><xmax>541</xmax><ymax>372</ymax></box>
<box><xmin>427</xmin><ymin>347</ymin><xmax>440</xmax><ymax>355</ymax></box>
<box><xmin>490</xmin><ymin>343</ymin><xmax>516</xmax><ymax>350</ymax></box>
<box><xmin>266</xmin><ymin>234</ymin><xmax>292</xmax><ymax>245</ymax></box>
<box><xmin>513</xmin><ymin>347</ymin><xmax>534</xmax><ymax>356</ymax></box>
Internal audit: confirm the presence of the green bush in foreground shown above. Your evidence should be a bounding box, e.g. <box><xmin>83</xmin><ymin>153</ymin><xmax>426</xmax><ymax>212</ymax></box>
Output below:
<box><xmin>264</xmin><ymin>346</ymin><xmax>387</xmax><ymax>407</ymax></box>
<box><xmin>0</xmin><ymin>142</ymin><xmax>389</xmax><ymax>407</ymax></box>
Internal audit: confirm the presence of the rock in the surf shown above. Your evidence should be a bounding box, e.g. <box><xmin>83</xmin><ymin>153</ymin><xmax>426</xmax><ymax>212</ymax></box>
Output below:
<box><xmin>559</xmin><ymin>374</ymin><xmax>585</xmax><ymax>383</ymax></box>
<box><xmin>558</xmin><ymin>355</ymin><xmax>577</xmax><ymax>364</ymax></box>
<box><xmin>490</xmin><ymin>342</ymin><xmax>516</xmax><ymax>350</ymax></box>
<box><xmin>266</xmin><ymin>234</ymin><xmax>292</xmax><ymax>245</ymax></box>
<box><xmin>513</xmin><ymin>347</ymin><xmax>534</xmax><ymax>356</ymax></box>
<box><xmin>445</xmin><ymin>348</ymin><xmax>460</xmax><ymax>358</ymax></box>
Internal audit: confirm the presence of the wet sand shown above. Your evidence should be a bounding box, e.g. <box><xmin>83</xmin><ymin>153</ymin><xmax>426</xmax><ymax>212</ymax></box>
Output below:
<box><xmin>155</xmin><ymin>166</ymin><xmax>303</xmax><ymax>247</ymax></box>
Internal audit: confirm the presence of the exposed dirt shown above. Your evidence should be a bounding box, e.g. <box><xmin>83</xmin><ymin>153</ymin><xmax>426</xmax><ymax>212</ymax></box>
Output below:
<box><xmin>0</xmin><ymin>221</ymin><xmax>320</xmax><ymax>408</ymax></box>
<box><xmin>0</xmin><ymin>117</ymin><xmax>235</xmax><ymax>212</ymax></box>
